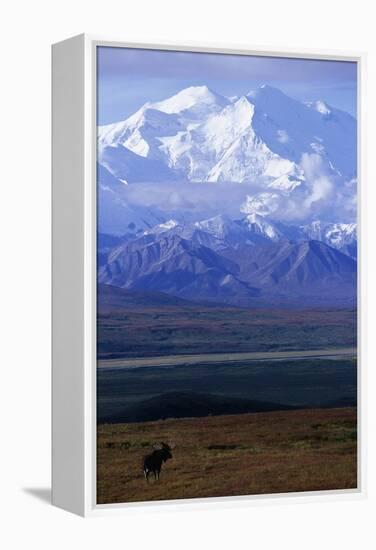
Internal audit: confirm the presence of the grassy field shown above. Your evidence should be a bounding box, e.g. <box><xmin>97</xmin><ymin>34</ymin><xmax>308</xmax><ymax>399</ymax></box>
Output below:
<box><xmin>97</xmin><ymin>407</ymin><xmax>357</xmax><ymax>504</ymax></box>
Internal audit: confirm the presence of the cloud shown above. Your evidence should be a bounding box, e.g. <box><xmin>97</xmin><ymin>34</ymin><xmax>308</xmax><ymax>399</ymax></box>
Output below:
<box><xmin>121</xmin><ymin>180</ymin><xmax>266</xmax><ymax>221</ymax></box>
<box><xmin>276</xmin><ymin>130</ymin><xmax>289</xmax><ymax>144</ymax></box>
<box><xmin>301</xmin><ymin>153</ymin><xmax>335</xmax><ymax>210</ymax></box>
<box><xmin>235</xmin><ymin>154</ymin><xmax>356</xmax><ymax>224</ymax></box>
<box><xmin>110</xmin><ymin>152</ymin><xmax>357</xmax><ymax>226</ymax></box>
<box><xmin>278</xmin><ymin>155</ymin><xmax>356</xmax><ymax>223</ymax></box>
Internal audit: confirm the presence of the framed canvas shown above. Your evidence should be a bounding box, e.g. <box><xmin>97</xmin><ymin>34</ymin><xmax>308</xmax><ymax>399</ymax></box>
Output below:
<box><xmin>52</xmin><ymin>34</ymin><xmax>366</xmax><ymax>516</ymax></box>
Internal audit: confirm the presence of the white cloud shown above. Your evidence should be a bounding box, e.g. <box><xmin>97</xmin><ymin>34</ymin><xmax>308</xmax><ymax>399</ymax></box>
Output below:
<box><xmin>238</xmin><ymin>154</ymin><xmax>356</xmax><ymax>224</ymax></box>
<box><xmin>276</xmin><ymin>130</ymin><xmax>289</xmax><ymax>144</ymax></box>
<box><xmin>109</xmin><ymin>153</ymin><xmax>356</xmax><ymax>226</ymax></box>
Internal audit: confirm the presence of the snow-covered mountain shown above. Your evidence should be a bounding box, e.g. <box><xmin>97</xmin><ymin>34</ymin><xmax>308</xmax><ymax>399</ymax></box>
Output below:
<box><xmin>96</xmin><ymin>83</ymin><xmax>357</xmax><ymax>307</ymax></box>
<box><xmin>138</xmin><ymin>214</ymin><xmax>357</xmax><ymax>255</ymax></box>
<box><xmin>300</xmin><ymin>220</ymin><xmax>357</xmax><ymax>258</ymax></box>
<box><xmin>98</xmin><ymin>84</ymin><xmax>356</xmax><ymax>187</ymax></box>
<box><xmin>300</xmin><ymin>220</ymin><xmax>357</xmax><ymax>247</ymax></box>
<box><xmin>97</xmin><ymin>86</ymin><xmax>357</xmax><ymax>306</ymax></box>
<box><xmin>97</xmin><ymin>83</ymin><xmax>357</xmax><ymax>241</ymax></box>
<box><xmin>238</xmin><ymin>215</ymin><xmax>357</xmax><ymax>255</ymax></box>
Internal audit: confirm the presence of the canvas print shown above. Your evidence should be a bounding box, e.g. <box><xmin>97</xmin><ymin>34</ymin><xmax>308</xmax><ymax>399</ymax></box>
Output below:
<box><xmin>96</xmin><ymin>46</ymin><xmax>357</xmax><ymax>504</ymax></box>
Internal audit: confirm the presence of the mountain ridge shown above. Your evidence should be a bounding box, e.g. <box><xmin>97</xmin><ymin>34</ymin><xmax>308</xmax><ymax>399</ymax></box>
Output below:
<box><xmin>98</xmin><ymin>83</ymin><xmax>356</xmax><ymax>185</ymax></box>
<box><xmin>97</xmin><ymin>84</ymin><xmax>356</xmax><ymax>238</ymax></box>
<box><xmin>98</xmin><ymin>217</ymin><xmax>356</xmax><ymax>307</ymax></box>
<box><xmin>96</xmin><ymin>84</ymin><xmax>357</xmax><ymax>307</ymax></box>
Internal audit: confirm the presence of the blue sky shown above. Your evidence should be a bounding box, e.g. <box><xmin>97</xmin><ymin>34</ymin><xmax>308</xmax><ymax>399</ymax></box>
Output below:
<box><xmin>97</xmin><ymin>46</ymin><xmax>357</xmax><ymax>125</ymax></box>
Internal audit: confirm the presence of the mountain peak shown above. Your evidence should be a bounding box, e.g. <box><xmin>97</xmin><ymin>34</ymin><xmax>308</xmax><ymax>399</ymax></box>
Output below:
<box><xmin>99</xmin><ymin>81</ymin><xmax>357</xmax><ymax>193</ymax></box>
<box><xmin>183</xmin><ymin>84</ymin><xmax>211</xmax><ymax>95</ymax></box>
<box><xmin>259</xmin><ymin>84</ymin><xmax>276</xmax><ymax>91</ymax></box>
<box><xmin>152</xmin><ymin>85</ymin><xmax>228</xmax><ymax>114</ymax></box>
<box><xmin>234</xmin><ymin>95</ymin><xmax>254</xmax><ymax>108</ymax></box>
<box><xmin>247</xmin><ymin>84</ymin><xmax>285</xmax><ymax>101</ymax></box>
<box><xmin>143</xmin><ymin>219</ymin><xmax>180</xmax><ymax>236</ymax></box>
<box><xmin>194</xmin><ymin>214</ymin><xmax>233</xmax><ymax>234</ymax></box>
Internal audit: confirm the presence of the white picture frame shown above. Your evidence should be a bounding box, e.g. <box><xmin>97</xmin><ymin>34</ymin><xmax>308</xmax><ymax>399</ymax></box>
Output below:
<box><xmin>52</xmin><ymin>34</ymin><xmax>366</xmax><ymax>517</ymax></box>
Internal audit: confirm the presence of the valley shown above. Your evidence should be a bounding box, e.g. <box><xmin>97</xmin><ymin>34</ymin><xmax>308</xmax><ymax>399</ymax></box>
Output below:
<box><xmin>97</xmin><ymin>355</ymin><xmax>357</xmax><ymax>423</ymax></box>
<box><xmin>97</xmin><ymin>288</ymin><xmax>356</xmax><ymax>359</ymax></box>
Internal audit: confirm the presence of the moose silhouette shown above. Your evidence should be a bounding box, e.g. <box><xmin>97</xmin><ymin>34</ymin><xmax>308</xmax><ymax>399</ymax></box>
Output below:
<box><xmin>143</xmin><ymin>442</ymin><xmax>173</xmax><ymax>482</ymax></box>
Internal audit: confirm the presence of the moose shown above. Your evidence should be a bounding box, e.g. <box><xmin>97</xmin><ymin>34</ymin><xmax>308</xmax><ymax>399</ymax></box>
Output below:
<box><xmin>143</xmin><ymin>442</ymin><xmax>173</xmax><ymax>482</ymax></box>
